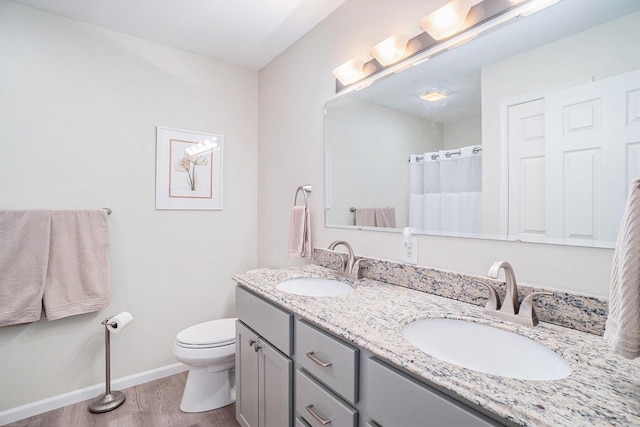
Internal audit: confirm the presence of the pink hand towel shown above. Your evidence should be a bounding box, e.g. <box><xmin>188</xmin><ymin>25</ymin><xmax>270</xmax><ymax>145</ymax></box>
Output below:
<box><xmin>0</xmin><ymin>210</ymin><xmax>51</xmax><ymax>327</ymax></box>
<box><xmin>43</xmin><ymin>210</ymin><xmax>111</xmax><ymax>321</ymax></box>
<box><xmin>288</xmin><ymin>206</ymin><xmax>311</xmax><ymax>258</ymax></box>
<box><xmin>355</xmin><ymin>208</ymin><xmax>376</xmax><ymax>227</ymax></box>
<box><xmin>375</xmin><ymin>208</ymin><xmax>396</xmax><ymax>228</ymax></box>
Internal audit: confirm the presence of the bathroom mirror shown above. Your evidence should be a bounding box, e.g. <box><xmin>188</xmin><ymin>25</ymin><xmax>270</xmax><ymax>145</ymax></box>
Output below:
<box><xmin>325</xmin><ymin>0</ymin><xmax>640</xmax><ymax>248</ymax></box>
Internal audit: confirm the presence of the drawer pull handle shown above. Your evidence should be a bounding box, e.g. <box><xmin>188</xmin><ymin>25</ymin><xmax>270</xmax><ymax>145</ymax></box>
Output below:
<box><xmin>306</xmin><ymin>352</ymin><xmax>332</xmax><ymax>368</ymax></box>
<box><xmin>305</xmin><ymin>404</ymin><xmax>331</xmax><ymax>425</ymax></box>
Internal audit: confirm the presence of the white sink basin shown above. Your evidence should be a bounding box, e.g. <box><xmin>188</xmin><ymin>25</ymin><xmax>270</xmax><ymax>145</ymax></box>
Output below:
<box><xmin>276</xmin><ymin>277</ymin><xmax>354</xmax><ymax>297</ymax></box>
<box><xmin>403</xmin><ymin>318</ymin><xmax>571</xmax><ymax>381</ymax></box>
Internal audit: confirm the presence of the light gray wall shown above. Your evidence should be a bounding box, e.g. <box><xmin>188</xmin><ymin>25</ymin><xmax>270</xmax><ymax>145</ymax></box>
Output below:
<box><xmin>0</xmin><ymin>1</ymin><xmax>258</xmax><ymax>410</ymax></box>
<box><xmin>326</xmin><ymin>97</ymin><xmax>442</xmax><ymax>228</ymax></box>
<box><xmin>443</xmin><ymin>114</ymin><xmax>481</xmax><ymax>150</ymax></box>
<box><xmin>257</xmin><ymin>0</ymin><xmax>618</xmax><ymax>298</ymax></box>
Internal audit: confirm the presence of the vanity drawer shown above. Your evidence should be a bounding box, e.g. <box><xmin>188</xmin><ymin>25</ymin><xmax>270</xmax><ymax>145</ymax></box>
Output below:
<box><xmin>366</xmin><ymin>358</ymin><xmax>504</xmax><ymax>427</ymax></box>
<box><xmin>296</xmin><ymin>319</ymin><xmax>359</xmax><ymax>403</ymax></box>
<box><xmin>236</xmin><ymin>286</ymin><xmax>292</xmax><ymax>356</ymax></box>
<box><xmin>296</xmin><ymin>369</ymin><xmax>357</xmax><ymax>427</ymax></box>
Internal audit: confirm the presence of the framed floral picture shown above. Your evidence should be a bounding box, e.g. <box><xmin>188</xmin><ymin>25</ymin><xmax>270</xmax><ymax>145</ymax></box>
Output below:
<box><xmin>156</xmin><ymin>126</ymin><xmax>223</xmax><ymax>210</ymax></box>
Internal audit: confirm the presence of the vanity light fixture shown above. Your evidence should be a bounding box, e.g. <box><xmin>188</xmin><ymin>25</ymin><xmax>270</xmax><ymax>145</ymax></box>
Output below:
<box><xmin>370</xmin><ymin>34</ymin><xmax>410</xmax><ymax>66</ymax></box>
<box><xmin>332</xmin><ymin>0</ymin><xmax>563</xmax><ymax>92</ymax></box>
<box><xmin>332</xmin><ymin>58</ymin><xmax>366</xmax><ymax>86</ymax></box>
<box><xmin>420</xmin><ymin>0</ymin><xmax>483</xmax><ymax>41</ymax></box>
<box><xmin>420</xmin><ymin>89</ymin><xmax>448</xmax><ymax>103</ymax></box>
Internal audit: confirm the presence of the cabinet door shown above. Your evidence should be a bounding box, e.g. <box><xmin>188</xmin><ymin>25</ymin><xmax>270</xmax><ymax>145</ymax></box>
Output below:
<box><xmin>237</xmin><ymin>321</ymin><xmax>260</xmax><ymax>427</ymax></box>
<box><xmin>259</xmin><ymin>338</ymin><xmax>293</xmax><ymax>427</ymax></box>
<box><xmin>367</xmin><ymin>358</ymin><xmax>503</xmax><ymax>427</ymax></box>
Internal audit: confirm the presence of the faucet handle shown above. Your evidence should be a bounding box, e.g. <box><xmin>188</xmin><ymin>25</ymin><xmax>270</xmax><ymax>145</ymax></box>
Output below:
<box><xmin>518</xmin><ymin>292</ymin><xmax>552</xmax><ymax>326</ymax></box>
<box><xmin>477</xmin><ymin>281</ymin><xmax>501</xmax><ymax>311</ymax></box>
<box><xmin>350</xmin><ymin>258</ymin><xmax>364</xmax><ymax>279</ymax></box>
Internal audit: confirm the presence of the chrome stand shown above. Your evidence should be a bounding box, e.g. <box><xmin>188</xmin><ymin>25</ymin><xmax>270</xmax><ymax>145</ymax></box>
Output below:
<box><xmin>88</xmin><ymin>318</ymin><xmax>126</xmax><ymax>413</ymax></box>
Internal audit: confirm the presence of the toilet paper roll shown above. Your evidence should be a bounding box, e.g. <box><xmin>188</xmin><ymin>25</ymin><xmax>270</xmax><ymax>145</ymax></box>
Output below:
<box><xmin>106</xmin><ymin>311</ymin><xmax>133</xmax><ymax>333</ymax></box>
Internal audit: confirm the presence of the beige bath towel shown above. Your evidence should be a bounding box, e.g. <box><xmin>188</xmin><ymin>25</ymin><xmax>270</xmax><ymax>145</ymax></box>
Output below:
<box><xmin>0</xmin><ymin>210</ymin><xmax>52</xmax><ymax>327</ymax></box>
<box><xmin>604</xmin><ymin>178</ymin><xmax>640</xmax><ymax>359</ymax></box>
<box><xmin>288</xmin><ymin>206</ymin><xmax>311</xmax><ymax>258</ymax></box>
<box><xmin>43</xmin><ymin>210</ymin><xmax>111</xmax><ymax>321</ymax></box>
<box><xmin>375</xmin><ymin>208</ymin><xmax>396</xmax><ymax>228</ymax></box>
<box><xmin>355</xmin><ymin>208</ymin><xmax>376</xmax><ymax>227</ymax></box>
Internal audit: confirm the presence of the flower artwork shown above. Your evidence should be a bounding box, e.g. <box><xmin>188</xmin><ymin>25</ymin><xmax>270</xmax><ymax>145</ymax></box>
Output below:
<box><xmin>175</xmin><ymin>152</ymin><xmax>209</xmax><ymax>192</ymax></box>
<box><xmin>156</xmin><ymin>127</ymin><xmax>223</xmax><ymax>210</ymax></box>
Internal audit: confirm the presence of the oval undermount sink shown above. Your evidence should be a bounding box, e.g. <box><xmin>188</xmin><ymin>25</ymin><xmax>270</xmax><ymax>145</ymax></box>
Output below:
<box><xmin>276</xmin><ymin>277</ymin><xmax>354</xmax><ymax>297</ymax></box>
<box><xmin>403</xmin><ymin>318</ymin><xmax>571</xmax><ymax>381</ymax></box>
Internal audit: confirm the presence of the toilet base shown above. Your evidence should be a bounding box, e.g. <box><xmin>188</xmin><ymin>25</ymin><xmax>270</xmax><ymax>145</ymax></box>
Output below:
<box><xmin>180</xmin><ymin>366</ymin><xmax>236</xmax><ymax>413</ymax></box>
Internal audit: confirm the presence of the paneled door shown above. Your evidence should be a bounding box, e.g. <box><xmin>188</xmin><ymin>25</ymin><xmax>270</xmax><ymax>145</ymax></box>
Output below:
<box><xmin>507</xmin><ymin>98</ymin><xmax>546</xmax><ymax>242</ymax></box>
<box><xmin>545</xmin><ymin>69</ymin><xmax>640</xmax><ymax>247</ymax></box>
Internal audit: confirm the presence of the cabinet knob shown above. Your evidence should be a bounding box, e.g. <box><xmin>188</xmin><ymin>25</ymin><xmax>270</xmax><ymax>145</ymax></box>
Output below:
<box><xmin>248</xmin><ymin>339</ymin><xmax>261</xmax><ymax>352</ymax></box>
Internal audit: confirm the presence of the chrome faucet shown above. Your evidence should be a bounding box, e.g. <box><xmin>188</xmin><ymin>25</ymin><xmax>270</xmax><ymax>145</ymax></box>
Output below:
<box><xmin>327</xmin><ymin>240</ymin><xmax>363</xmax><ymax>279</ymax></box>
<box><xmin>481</xmin><ymin>261</ymin><xmax>551</xmax><ymax>327</ymax></box>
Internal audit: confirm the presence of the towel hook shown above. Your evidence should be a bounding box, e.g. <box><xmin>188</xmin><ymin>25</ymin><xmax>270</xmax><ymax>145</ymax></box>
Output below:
<box><xmin>294</xmin><ymin>185</ymin><xmax>312</xmax><ymax>207</ymax></box>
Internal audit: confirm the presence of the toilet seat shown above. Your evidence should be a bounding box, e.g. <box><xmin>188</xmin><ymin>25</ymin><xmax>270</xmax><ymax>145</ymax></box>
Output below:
<box><xmin>176</xmin><ymin>318</ymin><xmax>236</xmax><ymax>349</ymax></box>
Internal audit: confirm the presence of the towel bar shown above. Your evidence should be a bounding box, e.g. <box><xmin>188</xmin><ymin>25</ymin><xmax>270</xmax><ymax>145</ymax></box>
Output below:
<box><xmin>294</xmin><ymin>185</ymin><xmax>312</xmax><ymax>208</ymax></box>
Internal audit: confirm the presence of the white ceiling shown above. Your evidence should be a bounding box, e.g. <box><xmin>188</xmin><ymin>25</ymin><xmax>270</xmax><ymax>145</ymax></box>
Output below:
<box><xmin>10</xmin><ymin>0</ymin><xmax>346</xmax><ymax>70</ymax></box>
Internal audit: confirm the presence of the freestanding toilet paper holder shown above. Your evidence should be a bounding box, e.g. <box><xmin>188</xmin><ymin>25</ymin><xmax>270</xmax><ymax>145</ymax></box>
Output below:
<box><xmin>88</xmin><ymin>316</ymin><xmax>127</xmax><ymax>413</ymax></box>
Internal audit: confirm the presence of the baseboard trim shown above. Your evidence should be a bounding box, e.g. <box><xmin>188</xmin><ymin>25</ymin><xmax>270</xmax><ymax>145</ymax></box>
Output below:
<box><xmin>0</xmin><ymin>363</ymin><xmax>188</xmax><ymax>425</ymax></box>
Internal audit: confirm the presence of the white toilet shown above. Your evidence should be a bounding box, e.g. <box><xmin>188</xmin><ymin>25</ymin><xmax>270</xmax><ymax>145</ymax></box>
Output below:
<box><xmin>173</xmin><ymin>317</ymin><xmax>237</xmax><ymax>413</ymax></box>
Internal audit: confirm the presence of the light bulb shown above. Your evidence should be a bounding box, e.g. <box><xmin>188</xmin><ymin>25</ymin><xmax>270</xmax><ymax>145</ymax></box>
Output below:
<box><xmin>370</xmin><ymin>34</ymin><xmax>410</xmax><ymax>66</ymax></box>
<box><xmin>332</xmin><ymin>58</ymin><xmax>365</xmax><ymax>85</ymax></box>
<box><xmin>420</xmin><ymin>0</ymin><xmax>475</xmax><ymax>41</ymax></box>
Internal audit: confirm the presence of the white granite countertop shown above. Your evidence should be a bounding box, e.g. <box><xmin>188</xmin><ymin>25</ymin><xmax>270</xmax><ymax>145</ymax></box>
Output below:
<box><xmin>233</xmin><ymin>264</ymin><xmax>640</xmax><ymax>427</ymax></box>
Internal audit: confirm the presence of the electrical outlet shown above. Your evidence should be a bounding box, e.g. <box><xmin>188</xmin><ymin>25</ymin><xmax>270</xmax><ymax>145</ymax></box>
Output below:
<box><xmin>402</xmin><ymin>236</ymin><xmax>418</xmax><ymax>264</ymax></box>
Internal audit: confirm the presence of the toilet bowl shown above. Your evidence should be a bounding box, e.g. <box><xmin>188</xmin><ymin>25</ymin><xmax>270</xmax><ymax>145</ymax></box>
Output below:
<box><xmin>173</xmin><ymin>317</ymin><xmax>237</xmax><ymax>413</ymax></box>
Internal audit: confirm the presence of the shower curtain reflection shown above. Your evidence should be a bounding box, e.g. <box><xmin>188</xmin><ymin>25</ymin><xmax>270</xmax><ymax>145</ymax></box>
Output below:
<box><xmin>409</xmin><ymin>145</ymin><xmax>482</xmax><ymax>235</ymax></box>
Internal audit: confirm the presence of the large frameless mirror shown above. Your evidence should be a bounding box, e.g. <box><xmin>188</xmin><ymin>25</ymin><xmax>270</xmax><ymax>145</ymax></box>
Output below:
<box><xmin>324</xmin><ymin>0</ymin><xmax>640</xmax><ymax>249</ymax></box>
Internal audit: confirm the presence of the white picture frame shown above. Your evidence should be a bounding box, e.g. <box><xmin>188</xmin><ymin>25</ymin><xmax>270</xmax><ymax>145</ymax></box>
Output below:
<box><xmin>155</xmin><ymin>126</ymin><xmax>223</xmax><ymax>210</ymax></box>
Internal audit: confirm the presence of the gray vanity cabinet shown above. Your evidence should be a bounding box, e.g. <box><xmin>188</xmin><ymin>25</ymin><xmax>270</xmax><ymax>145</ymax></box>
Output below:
<box><xmin>235</xmin><ymin>284</ymin><xmax>509</xmax><ymax>427</ymax></box>
<box><xmin>236</xmin><ymin>288</ymin><xmax>293</xmax><ymax>427</ymax></box>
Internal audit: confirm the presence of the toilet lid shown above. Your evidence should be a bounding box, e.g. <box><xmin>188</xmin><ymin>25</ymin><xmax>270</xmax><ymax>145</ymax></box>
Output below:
<box><xmin>177</xmin><ymin>318</ymin><xmax>236</xmax><ymax>347</ymax></box>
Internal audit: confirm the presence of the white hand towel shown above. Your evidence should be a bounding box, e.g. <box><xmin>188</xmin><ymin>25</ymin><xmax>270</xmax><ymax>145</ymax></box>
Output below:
<box><xmin>288</xmin><ymin>206</ymin><xmax>311</xmax><ymax>258</ymax></box>
<box><xmin>604</xmin><ymin>178</ymin><xmax>640</xmax><ymax>359</ymax></box>
<box><xmin>0</xmin><ymin>210</ymin><xmax>51</xmax><ymax>327</ymax></box>
<box><xmin>43</xmin><ymin>210</ymin><xmax>111</xmax><ymax>321</ymax></box>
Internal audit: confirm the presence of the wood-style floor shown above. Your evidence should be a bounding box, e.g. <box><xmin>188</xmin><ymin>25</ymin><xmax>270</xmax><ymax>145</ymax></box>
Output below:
<box><xmin>5</xmin><ymin>372</ymin><xmax>241</xmax><ymax>427</ymax></box>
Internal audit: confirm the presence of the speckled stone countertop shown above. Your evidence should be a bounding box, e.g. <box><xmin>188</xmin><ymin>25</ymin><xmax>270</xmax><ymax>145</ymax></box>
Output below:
<box><xmin>233</xmin><ymin>264</ymin><xmax>640</xmax><ymax>427</ymax></box>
